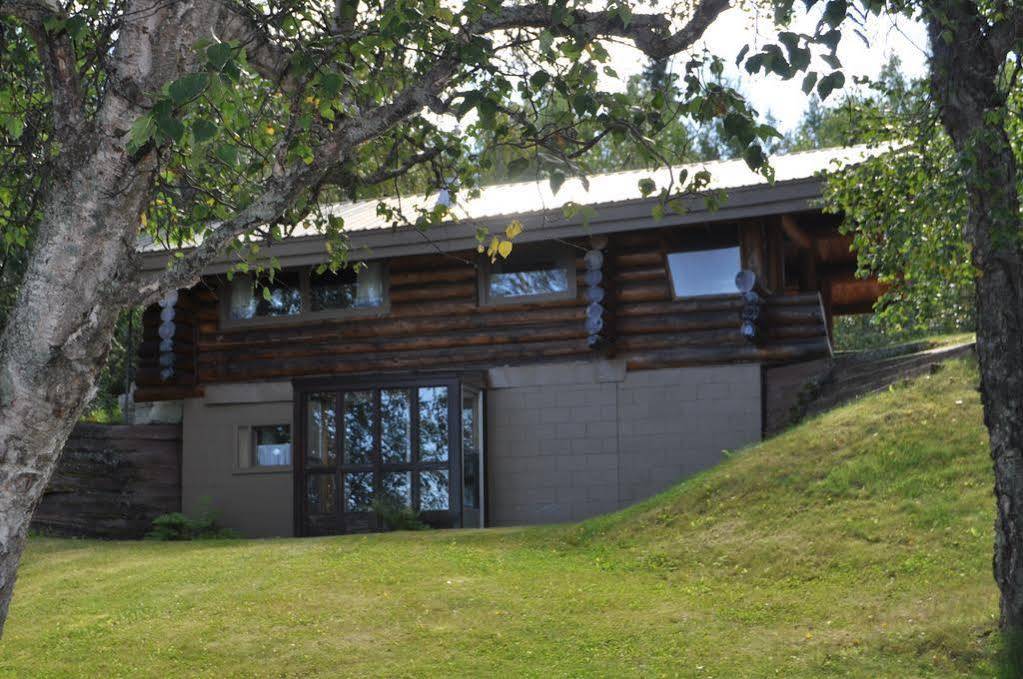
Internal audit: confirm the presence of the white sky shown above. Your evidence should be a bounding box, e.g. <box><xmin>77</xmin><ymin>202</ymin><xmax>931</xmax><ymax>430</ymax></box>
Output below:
<box><xmin>604</xmin><ymin>6</ymin><xmax>931</xmax><ymax>133</ymax></box>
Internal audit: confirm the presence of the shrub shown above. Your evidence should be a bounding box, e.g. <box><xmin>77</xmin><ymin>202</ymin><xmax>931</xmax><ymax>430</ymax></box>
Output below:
<box><xmin>371</xmin><ymin>498</ymin><xmax>429</xmax><ymax>531</ymax></box>
<box><xmin>146</xmin><ymin>501</ymin><xmax>238</xmax><ymax>540</ymax></box>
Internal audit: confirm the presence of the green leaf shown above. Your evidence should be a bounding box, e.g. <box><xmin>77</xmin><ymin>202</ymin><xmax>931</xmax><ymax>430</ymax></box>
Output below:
<box><xmin>169</xmin><ymin>73</ymin><xmax>209</xmax><ymax>105</ymax></box>
<box><xmin>507</xmin><ymin>157</ymin><xmax>530</xmax><ymax>177</ymax></box>
<box><xmin>192</xmin><ymin>119</ymin><xmax>217</xmax><ymax>143</ymax></box>
<box><xmin>216</xmin><ymin>144</ymin><xmax>239</xmax><ymax>165</ymax></box>
<box><xmin>320</xmin><ymin>72</ymin><xmax>344</xmax><ymax>98</ymax></box>
<box><xmin>155</xmin><ymin>115</ymin><xmax>185</xmax><ymax>142</ymax></box>
<box><xmin>638</xmin><ymin>178</ymin><xmax>656</xmax><ymax>197</ymax></box>
<box><xmin>206</xmin><ymin>42</ymin><xmax>234</xmax><ymax>70</ymax></box>
<box><xmin>822</xmin><ymin>0</ymin><xmax>847</xmax><ymax>28</ymax></box>
<box><xmin>816</xmin><ymin>71</ymin><xmax>846</xmax><ymax>100</ymax></box>
<box><xmin>801</xmin><ymin>72</ymin><xmax>818</xmax><ymax>94</ymax></box>
<box><xmin>128</xmin><ymin>115</ymin><xmax>155</xmax><ymax>149</ymax></box>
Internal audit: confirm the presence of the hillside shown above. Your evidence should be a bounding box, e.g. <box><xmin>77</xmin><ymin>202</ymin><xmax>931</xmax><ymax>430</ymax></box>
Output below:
<box><xmin>0</xmin><ymin>359</ymin><xmax>1000</xmax><ymax>677</ymax></box>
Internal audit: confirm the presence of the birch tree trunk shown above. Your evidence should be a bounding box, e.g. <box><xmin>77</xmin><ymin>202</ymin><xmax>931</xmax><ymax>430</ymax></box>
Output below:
<box><xmin>927</xmin><ymin>6</ymin><xmax>1023</xmax><ymax>635</ymax></box>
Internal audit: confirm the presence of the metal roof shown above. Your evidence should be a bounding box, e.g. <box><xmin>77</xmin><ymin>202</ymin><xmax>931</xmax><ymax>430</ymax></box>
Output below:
<box><xmin>140</xmin><ymin>144</ymin><xmax>882</xmax><ymax>273</ymax></box>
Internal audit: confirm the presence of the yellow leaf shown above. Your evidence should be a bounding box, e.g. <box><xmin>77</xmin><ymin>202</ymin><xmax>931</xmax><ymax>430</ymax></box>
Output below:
<box><xmin>498</xmin><ymin>240</ymin><xmax>513</xmax><ymax>258</ymax></box>
<box><xmin>140</xmin><ymin>212</ymin><xmax>147</xmax><ymax>228</ymax></box>
<box><xmin>265</xmin><ymin>126</ymin><xmax>276</xmax><ymax>135</ymax></box>
<box><xmin>477</xmin><ymin>244</ymin><xmax>485</xmax><ymax>253</ymax></box>
<box><xmin>487</xmin><ymin>235</ymin><xmax>499</xmax><ymax>257</ymax></box>
<box><xmin>505</xmin><ymin>219</ymin><xmax>523</xmax><ymax>239</ymax></box>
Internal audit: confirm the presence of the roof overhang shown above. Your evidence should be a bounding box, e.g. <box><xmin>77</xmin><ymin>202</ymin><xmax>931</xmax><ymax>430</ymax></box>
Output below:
<box><xmin>139</xmin><ymin>175</ymin><xmax>823</xmax><ymax>275</ymax></box>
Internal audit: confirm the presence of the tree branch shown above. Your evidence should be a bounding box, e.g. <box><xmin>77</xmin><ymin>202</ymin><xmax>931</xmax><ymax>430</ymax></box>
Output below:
<box><xmin>136</xmin><ymin>0</ymin><xmax>732</xmax><ymax>301</ymax></box>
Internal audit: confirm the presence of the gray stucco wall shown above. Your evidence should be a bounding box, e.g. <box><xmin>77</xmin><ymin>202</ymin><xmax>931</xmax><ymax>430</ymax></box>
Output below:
<box><xmin>178</xmin><ymin>362</ymin><xmax>761</xmax><ymax>536</ymax></box>
<box><xmin>181</xmin><ymin>381</ymin><xmax>294</xmax><ymax>538</ymax></box>
<box><xmin>485</xmin><ymin>361</ymin><xmax>761</xmax><ymax>526</ymax></box>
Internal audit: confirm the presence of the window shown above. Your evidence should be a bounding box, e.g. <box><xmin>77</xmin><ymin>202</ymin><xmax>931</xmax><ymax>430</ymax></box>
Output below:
<box><xmin>228</xmin><ymin>271</ymin><xmax>302</xmax><ymax>321</ymax></box>
<box><xmin>310</xmin><ymin>263</ymin><xmax>385</xmax><ymax>311</ymax></box>
<box><xmin>223</xmin><ymin>262</ymin><xmax>386</xmax><ymax>326</ymax></box>
<box><xmin>482</xmin><ymin>246</ymin><xmax>574</xmax><ymax>304</ymax></box>
<box><xmin>237</xmin><ymin>424</ymin><xmax>292</xmax><ymax>470</ymax></box>
<box><xmin>667</xmin><ymin>246</ymin><xmax>741</xmax><ymax>298</ymax></box>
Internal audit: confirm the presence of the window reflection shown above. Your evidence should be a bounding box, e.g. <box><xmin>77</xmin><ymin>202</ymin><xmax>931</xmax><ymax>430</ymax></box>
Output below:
<box><xmin>420</xmin><ymin>470</ymin><xmax>449</xmax><ymax>511</ymax></box>
<box><xmin>344</xmin><ymin>472</ymin><xmax>374</xmax><ymax>512</ymax></box>
<box><xmin>666</xmin><ymin>247</ymin><xmax>741</xmax><ymax>298</ymax></box>
<box><xmin>418</xmin><ymin>387</ymin><xmax>449</xmax><ymax>462</ymax></box>
<box><xmin>382</xmin><ymin>472</ymin><xmax>412</xmax><ymax>508</ymax></box>
<box><xmin>344</xmin><ymin>391</ymin><xmax>375</xmax><ymax>464</ymax></box>
<box><xmin>489</xmin><ymin>268</ymin><xmax>569</xmax><ymax>299</ymax></box>
<box><xmin>228</xmin><ymin>272</ymin><xmax>302</xmax><ymax>320</ymax></box>
<box><xmin>310</xmin><ymin>262</ymin><xmax>385</xmax><ymax>312</ymax></box>
<box><xmin>307</xmin><ymin>474</ymin><xmax>337</xmax><ymax>514</ymax></box>
<box><xmin>380</xmin><ymin>389</ymin><xmax>411</xmax><ymax>463</ymax></box>
<box><xmin>306</xmin><ymin>393</ymin><xmax>336</xmax><ymax>466</ymax></box>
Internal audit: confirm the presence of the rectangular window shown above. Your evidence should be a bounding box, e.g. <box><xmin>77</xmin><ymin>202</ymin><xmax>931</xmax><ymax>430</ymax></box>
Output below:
<box><xmin>237</xmin><ymin>424</ymin><xmax>292</xmax><ymax>470</ymax></box>
<box><xmin>223</xmin><ymin>262</ymin><xmax>387</xmax><ymax>326</ymax></box>
<box><xmin>483</xmin><ymin>246</ymin><xmax>574</xmax><ymax>304</ymax></box>
<box><xmin>667</xmin><ymin>246</ymin><xmax>741</xmax><ymax>298</ymax></box>
<box><xmin>228</xmin><ymin>272</ymin><xmax>302</xmax><ymax>321</ymax></box>
<box><xmin>310</xmin><ymin>262</ymin><xmax>385</xmax><ymax>312</ymax></box>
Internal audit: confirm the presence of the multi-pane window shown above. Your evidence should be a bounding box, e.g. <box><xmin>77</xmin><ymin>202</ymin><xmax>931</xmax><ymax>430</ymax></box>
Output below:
<box><xmin>224</xmin><ymin>262</ymin><xmax>386</xmax><ymax>324</ymax></box>
<box><xmin>300</xmin><ymin>382</ymin><xmax>456</xmax><ymax>535</ymax></box>
<box><xmin>666</xmin><ymin>246</ymin><xmax>741</xmax><ymax>298</ymax></box>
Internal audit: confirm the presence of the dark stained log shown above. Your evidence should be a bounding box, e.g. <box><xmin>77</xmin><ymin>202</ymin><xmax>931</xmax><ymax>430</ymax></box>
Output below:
<box><xmin>766</xmin><ymin>225</ymin><xmax>785</xmax><ymax>293</ymax></box>
<box><xmin>763</xmin><ymin>306</ymin><xmax>824</xmax><ymax>325</ymax></box>
<box><xmin>199</xmin><ymin>306</ymin><xmax>586</xmax><ymax>348</ymax></box>
<box><xmin>618</xmin><ymin>328</ymin><xmax>747</xmax><ymax>351</ymax></box>
<box><xmin>766</xmin><ymin>324</ymin><xmax>828</xmax><ymax>340</ymax></box>
<box><xmin>389</xmin><ymin>267</ymin><xmax>476</xmax><ymax>285</ymax></box>
<box><xmin>389</xmin><ymin>281</ymin><xmax>476</xmax><ymax>303</ymax></box>
<box><xmin>614</xmin><ymin>251</ymin><xmax>664</xmax><ymax>268</ymax></box>
<box><xmin>739</xmin><ymin>222</ymin><xmax>768</xmax><ymax>289</ymax></box>
<box><xmin>617</xmin><ymin>296</ymin><xmax>745</xmax><ymax>317</ymax></box>
<box><xmin>199</xmin><ymin>339</ymin><xmax>591</xmax><ymax>382</ymax></box>
<box><xmin>616</xmin><ymin>266</ymin><xmax>668</xmax><ymax>283</ymax></box>
<box><xmin>616</xmin><ymin>281</ymin><xmax>672</xmax><ymax>303</ymax></box>
<box><xmin>617</xmin><ymin>311</ymin><xmax>742</xmax><ymax>334</ymax></box>
<box><xmin>197</xmin><ymin>323</ymin><xmax>586</xmax><ymax>364</ymax></box>
<box><xmin>626</xmin><ymin>337</ymin><xmax>831</xmax><ymax>371</ymax></box>
<box><xmin>780</xmin><ymin>214</ymin><xmax>813</xmax><ymax>250</ymax></box>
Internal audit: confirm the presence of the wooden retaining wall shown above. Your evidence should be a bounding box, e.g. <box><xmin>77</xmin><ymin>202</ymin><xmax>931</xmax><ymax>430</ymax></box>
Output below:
<box><xmin>32</xmin><ymin>423</ymin><xmax>182</xmax><ymax>539</ymax></box>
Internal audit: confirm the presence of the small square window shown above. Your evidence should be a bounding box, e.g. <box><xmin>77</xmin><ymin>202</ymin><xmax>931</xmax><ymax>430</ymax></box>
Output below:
<box><xmin>667</xmin><ymin>247</ymin><xmax>741</xmax><ymax>298</ymax></box>
<box><xmin>237</xmin><ymin>424</ymin><xmax>292</xmax><ymax>469</ymax></box>
<box><xmin>310</xmin><ymin>262</ymin><xmax>385</xmax><ymax>312</ymax></box>
<box><xmin>483</xmin><ymin>247</ymin><xmax>574</xmax><ymax>304</ymax></box>
<box><xmin>228</xmin><ymin>272</ymin><xmax>302</xmax><ymax>320</ymax></box>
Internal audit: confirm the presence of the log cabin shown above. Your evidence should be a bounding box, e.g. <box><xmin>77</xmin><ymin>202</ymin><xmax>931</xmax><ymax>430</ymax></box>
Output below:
<box><xmin>136</xmin><ymin>145</ymin><xmax>883</xmax><ymax>537</ymax></box>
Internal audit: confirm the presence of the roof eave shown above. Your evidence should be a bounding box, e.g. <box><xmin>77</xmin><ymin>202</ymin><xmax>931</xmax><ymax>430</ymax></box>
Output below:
<box><xmin>139</xmin><ymin>175</ymin><xmax>823</xmax><ymax>275</ymax></box>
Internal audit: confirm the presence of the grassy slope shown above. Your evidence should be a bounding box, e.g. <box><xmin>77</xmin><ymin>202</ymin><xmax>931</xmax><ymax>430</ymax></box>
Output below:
<box><xmin>0</xmin><ymin>359</ymin><xmax>999</xmax><ymax>677</ymax></box>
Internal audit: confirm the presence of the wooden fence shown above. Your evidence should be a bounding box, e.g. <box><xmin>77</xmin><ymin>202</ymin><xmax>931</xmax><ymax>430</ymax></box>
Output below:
<box><xmin>32</xmin><ymin>423</ymin><xmax>181</xmax><ymax>539</ymax></box>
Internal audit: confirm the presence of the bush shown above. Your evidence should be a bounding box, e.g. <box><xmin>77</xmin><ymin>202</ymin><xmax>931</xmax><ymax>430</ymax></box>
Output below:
<box><xmin>146</xmin><ymin>502</ymin><xmax>238</xmax><ymax>540</ymax></box>
<box><xmin>371</xmin><ymin>498</ymin><xmax>429</xmax><ymax>531</ymax></box>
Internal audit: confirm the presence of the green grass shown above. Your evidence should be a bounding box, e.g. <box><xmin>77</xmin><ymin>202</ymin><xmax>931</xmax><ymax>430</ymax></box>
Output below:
<box><xmin>0</xmin><ymin>359</ymin><xmax>1000</xmax><ymax>677</ymax></box>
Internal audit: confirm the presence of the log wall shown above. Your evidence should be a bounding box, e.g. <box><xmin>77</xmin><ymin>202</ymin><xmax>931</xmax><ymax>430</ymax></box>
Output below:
<box><xmin>32</xmin><ymin>423</ymin><xmax>182</xmax><ymax>538</ymax></box>
<box><xmin>136</xmin><ymin>224</ymin><xmax>833</xmax><ymax>398</ymax></box>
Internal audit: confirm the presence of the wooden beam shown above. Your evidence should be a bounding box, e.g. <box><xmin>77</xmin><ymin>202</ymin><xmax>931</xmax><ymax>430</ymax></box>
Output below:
<box><xmin>779</xmin><ymin>214</ymin><xmax>813</xmax><ymax>250</ymax></box>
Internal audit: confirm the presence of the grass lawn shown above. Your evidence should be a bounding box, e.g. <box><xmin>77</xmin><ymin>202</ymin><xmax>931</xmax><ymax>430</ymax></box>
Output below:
<box><xmin>0</xmin><ymin>359</ymin><xmax>1002</xmax><ymax>677</ymax></box>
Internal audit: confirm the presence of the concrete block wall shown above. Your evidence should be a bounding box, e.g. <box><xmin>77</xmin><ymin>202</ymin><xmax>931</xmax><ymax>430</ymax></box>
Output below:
<box><xmin>486</xmin><ymin>361</ymin><xmax>762</xmax><ymax>526</ymax></box>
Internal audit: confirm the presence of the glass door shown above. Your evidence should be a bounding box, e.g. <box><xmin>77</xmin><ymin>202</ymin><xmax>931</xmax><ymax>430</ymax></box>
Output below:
<box><xmin>295</xmin><ymin>376</ymin><xmax>463</xmax><ymax>536</ymax></box>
